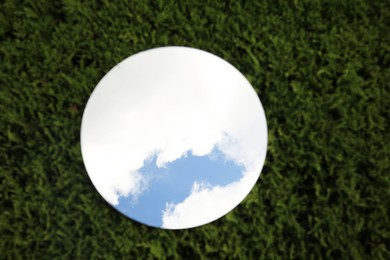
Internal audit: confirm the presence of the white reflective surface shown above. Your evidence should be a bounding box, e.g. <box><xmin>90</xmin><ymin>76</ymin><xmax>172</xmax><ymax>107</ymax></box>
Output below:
<box><xmin>81</xmin><ymin>47</ymin><xmax>267</xmax><ymax>229</ymax></box>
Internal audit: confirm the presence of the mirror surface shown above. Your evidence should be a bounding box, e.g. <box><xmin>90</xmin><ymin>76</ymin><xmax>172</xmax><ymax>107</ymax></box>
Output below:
<box><xmin>81</xmin><ymin>47</ymin><xmax>267</xmax><ymax>229</ymax></box>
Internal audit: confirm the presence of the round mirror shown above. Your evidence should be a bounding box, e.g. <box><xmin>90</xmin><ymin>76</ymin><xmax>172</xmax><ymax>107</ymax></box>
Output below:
<box><xmin>81</xmin><ymin>47</ymin><xmax>267</xmax><ymax>229</ymax></box>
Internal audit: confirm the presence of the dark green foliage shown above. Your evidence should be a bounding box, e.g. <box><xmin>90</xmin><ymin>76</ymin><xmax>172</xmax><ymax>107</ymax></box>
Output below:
<box><xmin>1</xmin><ymin>0</ymin><xmax>389</xmax><ymax>258</ymax></box>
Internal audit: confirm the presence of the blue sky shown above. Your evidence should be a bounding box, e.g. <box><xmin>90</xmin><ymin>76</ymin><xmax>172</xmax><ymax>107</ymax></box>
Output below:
<box><xmin>115</xmin><ymin>147</ymin><xmax>244</xmax><ymax>227</ymax></box>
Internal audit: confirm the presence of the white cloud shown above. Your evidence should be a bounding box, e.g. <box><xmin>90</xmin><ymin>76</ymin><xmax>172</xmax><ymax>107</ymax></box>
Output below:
<box><xmin>161</xmin><ymin>167</ymin><xmax>260</xmax><ymax>229</ymax></box>
<box><xmin>80</xmin><ymin>46</ymin><xmax>267</xmax><ymax>221</ymax></box>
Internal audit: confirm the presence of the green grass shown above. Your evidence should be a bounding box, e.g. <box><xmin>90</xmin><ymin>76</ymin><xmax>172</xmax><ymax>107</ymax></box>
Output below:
<box><xmin>1</xmin><ymin>0</ymin><xmax>389</xmax><ymax>258</ymax></box>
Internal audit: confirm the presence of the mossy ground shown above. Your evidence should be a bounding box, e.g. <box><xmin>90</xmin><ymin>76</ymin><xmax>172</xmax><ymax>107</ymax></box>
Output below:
<box><xmin>1</xmin><ymin>0</ymin><xmax>389</xmax><ymax>258</ymax></box>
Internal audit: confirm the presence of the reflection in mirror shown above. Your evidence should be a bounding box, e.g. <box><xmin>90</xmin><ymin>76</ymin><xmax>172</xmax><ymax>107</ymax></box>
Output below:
<box><xmin>81</xmin><ymin>47</ymin><xmax>267</xmax><ymax>229</ymax></box>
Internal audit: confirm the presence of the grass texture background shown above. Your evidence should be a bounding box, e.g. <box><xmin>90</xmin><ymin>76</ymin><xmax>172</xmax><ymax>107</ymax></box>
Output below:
<box><xmin>0</xmin><ymin>0</ymin><xmax>389</xmax><ymax>258</ymax></box>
